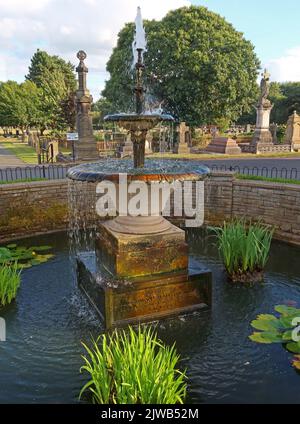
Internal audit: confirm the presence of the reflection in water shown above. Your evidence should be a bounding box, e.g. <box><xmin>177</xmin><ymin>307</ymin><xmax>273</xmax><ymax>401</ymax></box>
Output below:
<box><xmin>0</xmin><ymin>230</ymin><xmax>300</xmax><ymax>404</ymax></box>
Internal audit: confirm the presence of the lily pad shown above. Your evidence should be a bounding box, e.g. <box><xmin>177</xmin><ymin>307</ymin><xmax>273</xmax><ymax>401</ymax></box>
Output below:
<box><xmin>275</xmin><ymin>305</ymin><xmax>300</xmax><ymax>317</ymax></box>
<box><xmin>0</xmin><ymin>244</ymin><xmax>54</xmax><ymax>269</ymax></box>
<box><xmin>286</xmin><ymin>341</ymin><xmax>300</xmax><ymax>354</ymax></box>
<box><xmin>251</xmin><ymin>318</ymin><xmax>281</xmax><ymax>332</ymax></box>
<box><xmin>249</xmin><ymin>332</ymin><xmax>283</xmax><ymax>344</ymax></box>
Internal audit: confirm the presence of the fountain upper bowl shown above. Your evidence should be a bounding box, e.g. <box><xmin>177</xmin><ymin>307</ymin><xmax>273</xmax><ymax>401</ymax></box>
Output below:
<box><xmin>104</xmin><ymin>113</ymin><xmax>175</xmax><ymax>131</ymax></box>
<box><xmin>67</xmin><ymin>158</ymin><xmax>210</xmax><ymax>183</ymax></box>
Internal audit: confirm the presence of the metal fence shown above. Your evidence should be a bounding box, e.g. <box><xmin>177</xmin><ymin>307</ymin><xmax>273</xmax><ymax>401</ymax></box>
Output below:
<box><xmin>0</xmin><ymin>164</ymin><xmax>76</xmax><ymax>182</ymax></box>
<box><xmin>207</xmin><ymin>165</ymin><xmax>300</xmax><ymax>181</ymax></box>
<box><xmin>0</xmin><ymin>163</ymin><xmax>300</xmax><ymax>183</ymax></box>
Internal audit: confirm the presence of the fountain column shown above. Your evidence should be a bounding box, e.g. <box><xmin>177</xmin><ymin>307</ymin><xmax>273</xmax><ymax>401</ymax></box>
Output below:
<box><xmin>75</xmin><ymin>51</ymin><xmax>99</xmax><ymax>161</ymax></box>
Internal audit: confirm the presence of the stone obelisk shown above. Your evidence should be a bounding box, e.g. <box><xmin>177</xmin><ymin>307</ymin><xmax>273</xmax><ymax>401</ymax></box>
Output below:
<box><xmin>251</xmin><ymin>69</ymin><xmax>273</xmax><ymax>152</ymax></box>
<box><xmin>75</xmin><ymin>51</ymin><xmax>98</xmax><ymax>161</ymax></box>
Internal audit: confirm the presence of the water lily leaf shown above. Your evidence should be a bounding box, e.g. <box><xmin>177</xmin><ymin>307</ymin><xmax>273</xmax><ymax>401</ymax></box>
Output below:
<box><xmin>286</xmin><ymin>341</ymin><xmax>300</xmax><ymax>354</ymax></box>
<box><xmin>249</xmin><ymin>332</ymin><xmax>283</xmax><ymax>344</ymax></box>
<box><xmin>257</xmin><ymin>314</ymin><xmax>278</xmax><ymax>322</ymax></box>
<box><xmin>16</xmin><ymin>263</ymin><xmax>33</xmax><ymax>269</ymax></box>
<box><xmin>282</xmin><ymin>330</ymin><xmax>294</xmax><ymax>341</ymax></box>
<box><xmin>0</xmin><ymin>247</ymin><xmax>13</xmax><ymax>260</ymax></box>
<box><xmin>30</xmin><ymin>259</ymin><xmax>42</xmax><ymax>266</ymax></box>
<box><xmin>0</xmin><ymin>244</ymin><xmax>54</xmax><ymax>269</ymax></box>
<box><xmin>278</xmin><ymin>316</ymin><xmax>299</xmax><ymax>329</ymax></box>
<box><xmin>292</xmin><ymin>355</ymin><xmax>300</xmax><ymax>370</ymax></box>
<box><xmin>33</xmin><ymin>254</ymin><xmax>54</xmax><ymax>264</ymax></box>
<box><xmin>275</xmin><ymin>305</ymin><xmax>300</xmax><ymax>317</ymax></box>
<box><xmin>28</xmin><ymin>246</ymin><xmax>52</xmax><ymax>252</ymax></box>
<box><xmin>251</xmin><ymin>319</ymin><xmax>281</xmax><ymax>332</ymax></box>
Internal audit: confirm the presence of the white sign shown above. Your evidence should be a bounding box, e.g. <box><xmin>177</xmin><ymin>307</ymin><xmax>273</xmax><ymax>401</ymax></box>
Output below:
<box><xmin>67</xmin><ymin>132</ymin><xmax>79</xmax><ymax>141</ymax></box>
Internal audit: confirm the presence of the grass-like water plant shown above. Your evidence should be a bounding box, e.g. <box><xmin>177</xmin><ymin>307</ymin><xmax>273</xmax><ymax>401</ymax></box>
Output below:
<box><xmin>213</xmin><ymin>220</ymin><xmax>274</xmax><ymax>282</ymax></box>
<box><xmin>80</xmin><ymin>326</ymin><xmax>187</xmax><ymax>404</ymax></box>
<box><xmin>0</xmin><ymin>262</ymin><xmax>21</xmax><ymax>306</ymax></box>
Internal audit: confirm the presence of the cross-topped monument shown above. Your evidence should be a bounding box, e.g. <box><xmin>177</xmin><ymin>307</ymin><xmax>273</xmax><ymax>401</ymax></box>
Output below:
<box><xmin>74</xmin><ymin>51</ymin><xmax>98</xmax><ymax>161</ymax></box>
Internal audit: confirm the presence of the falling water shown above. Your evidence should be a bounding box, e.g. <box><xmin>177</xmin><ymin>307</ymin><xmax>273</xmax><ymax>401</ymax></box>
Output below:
<box><xmin>67</xmin><ymin>179</ymin><xmax>98</xmax><ymax>271</ymax></box>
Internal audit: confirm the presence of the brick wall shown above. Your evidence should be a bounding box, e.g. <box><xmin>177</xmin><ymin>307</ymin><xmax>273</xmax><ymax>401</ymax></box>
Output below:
<box><xmin>1</xmin><ymin>174</ymin><xmax>300</xmax><ymax>245</ymax></box>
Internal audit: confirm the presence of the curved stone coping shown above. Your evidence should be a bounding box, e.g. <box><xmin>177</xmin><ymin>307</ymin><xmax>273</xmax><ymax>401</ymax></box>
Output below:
<box><xmin>67</xmin><ymin>159</ymin><xmax>210</xmax><ymax>183</ymax></box>
<box><xmin>104</xmin><ymin>113</ymin><xmax>174</xmax><ymax>123</ymax></box>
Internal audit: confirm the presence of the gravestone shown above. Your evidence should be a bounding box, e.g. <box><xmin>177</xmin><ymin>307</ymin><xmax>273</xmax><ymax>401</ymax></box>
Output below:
<box><xmin>119</xmin><ymin>133</ymin><xmax>133</xmax><ymax>158</ymax></box>
<box><xmin>284</xmin><ymin>111</ymin><xmax>300</xmax><ymax>151</ymax></box>
<box><xmin>177</xmin><ymin>122</ymin><xmax>190</xmax><ymax>154</ymax></box>
<box><xmin>145</xmin><ymin>132</ymin><xmax>153</xmax><ymax>154</ymax></box>
<box><xmin>75</xmin><ymin>51</ymin><xmax>99</xmax><ymax>161</ymax></box>
<box><xmin>270</xmin><ymin>122</ymin><xmax>278</xmax><ymax>143</ymax></box>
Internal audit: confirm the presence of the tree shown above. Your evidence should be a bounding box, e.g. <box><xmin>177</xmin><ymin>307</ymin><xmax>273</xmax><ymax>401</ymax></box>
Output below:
<box><xmin>238</xmin><ymin>82</ymin><xmax>300</xmax><ymax>125</ymax></box>
<box><xmin>0</xmin><ymin>80</ymin><xmax>42</xmax><ymax>139</ymax></box>
<box><xmin>26</xmin><ymin>50</ymin><xmax>76</xmax><ymax>131</ymax></box>
<box><xmin>102</xmin><ymin>6</ymin><xmax>260</xmax><ymax>126</ymax></box>
<box><xmin>271</xmin><ymin>82</ymin><xmax>300</xmax><ymax>124</ymax></box>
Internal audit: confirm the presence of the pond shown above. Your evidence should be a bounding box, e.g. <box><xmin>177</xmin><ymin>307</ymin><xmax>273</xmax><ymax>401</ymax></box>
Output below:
<box><xmin>0</xmin><ymin>230</ymin><xmax>299</xmax><ymax>404</ymax></box>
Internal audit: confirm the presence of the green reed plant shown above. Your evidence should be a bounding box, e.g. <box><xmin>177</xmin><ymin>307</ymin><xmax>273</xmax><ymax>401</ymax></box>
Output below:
<box><xmin>213</xmin><ymin>220</ymin><xmax>274</xmax><ymax>282</ymax></box>
<box><xmin>80</xmin><ymin>326</ymin><xmax>187</xmax><ymax>404</ymax></box>
<box><xmin>0</xmin><ymin>262</ymin><xmax>21</xmax><ymax>306</ymax></box>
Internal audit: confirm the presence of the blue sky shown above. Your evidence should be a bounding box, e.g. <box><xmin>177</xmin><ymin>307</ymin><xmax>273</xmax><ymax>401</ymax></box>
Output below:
<box><xmin>192</xmin><ymin>0</ymin><xmax>300</xmax><ymax>64</ymax></box>
<box><xmin>0</xmin><ymin>0</ymin><xmax>299</xmax><ymax>99</ymax></box>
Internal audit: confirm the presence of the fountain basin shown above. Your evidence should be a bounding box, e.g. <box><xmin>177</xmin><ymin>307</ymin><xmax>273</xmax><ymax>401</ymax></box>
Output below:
<box><xmin>66</xmin><ymin>158</ymin><xmax>210</xmax><ymax>182</ymax></box>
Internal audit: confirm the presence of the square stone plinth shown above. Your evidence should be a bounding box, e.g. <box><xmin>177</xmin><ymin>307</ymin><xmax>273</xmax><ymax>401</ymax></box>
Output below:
<box><xmin>96</xmin><ymin>221</ymin><xmax>188</xmax><ymax>279</ymax></box>
<box><xmin>77</xmin><ymin>255</ymin><xmax>212</xmax><ymax>329</ymax></box>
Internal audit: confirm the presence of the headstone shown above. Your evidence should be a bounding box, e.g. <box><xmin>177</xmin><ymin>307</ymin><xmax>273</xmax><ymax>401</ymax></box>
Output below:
<box><xmin>284</xmin><ymin>111</ymin><xmax>300</xmax><ymax>151</ymax></box>
<box><xmin>75</xmin><ymin>51</ymin><xmax>99</xmax><ymax>161</ymax></box>
<box><xmin>251</xmin><ymin>69</ymin><xmax>274</xmax><ymax>152</ymax></box>
<box><xmin>145</xmin><ymin>133</ymin><xmax>153</xmax><ymax>154</ymax></box>
<box><xmin>270</xmin><ymin>123</ymin><xmax>278</xmax><ymax>143</ymax></box>
<box><xmin>120</xmin><ymin>133</ymin><xmax>133</xmax><ymax>158</ymax></box>
<box><xmin>177</xmin><ymin>122</ymin><xmax>190</xmax><ymax>154</ymax></box>
<box><xmin>246</xmin><ymin>124</ymin><xmax>251</xmax><ymax>133</ymax></box>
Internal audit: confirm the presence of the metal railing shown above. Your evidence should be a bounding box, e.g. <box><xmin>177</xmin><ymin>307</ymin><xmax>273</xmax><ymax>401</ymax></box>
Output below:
<box><xmin>0</xmin><ymin>164</ymin><xmax>76</xmax><ymax>182</ymax></box>
<box><xmin>207</xmin><ymin>165</ymin><xmax>300</xmax><ymax>181</ymax></box>
<box><xmin>0</xmin><ymin>163</ymin><xmax>299</xmax><ymax>183</ymax></box>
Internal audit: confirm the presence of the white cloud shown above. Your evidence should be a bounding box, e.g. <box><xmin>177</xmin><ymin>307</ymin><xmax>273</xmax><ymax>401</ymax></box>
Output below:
<box><xmin>267</xmin><ymin>46</ymin><xmax>300</xmax><ymax>83</ymax></box>
<box><xmin>0</xmin><ymin>0</ymin><xmax>190</xmax><ymax>98</ymax></box>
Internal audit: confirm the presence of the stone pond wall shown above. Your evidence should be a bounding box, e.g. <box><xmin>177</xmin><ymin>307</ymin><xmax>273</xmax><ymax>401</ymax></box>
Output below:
<box><xmin>1</xmin><ymin>173</ymin><xmax>300</xmax><ymax>245</ymax></box>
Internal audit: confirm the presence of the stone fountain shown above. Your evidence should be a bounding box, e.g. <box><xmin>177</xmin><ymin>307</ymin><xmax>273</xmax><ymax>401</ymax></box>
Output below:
<box><xmin>68</xmin><ymin>8</ymin><xmax>212</xmax><ymax>329</ymax></box>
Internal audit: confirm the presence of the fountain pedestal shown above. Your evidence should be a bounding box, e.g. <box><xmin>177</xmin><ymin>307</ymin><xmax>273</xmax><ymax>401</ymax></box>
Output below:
<box><xmin>77</xmin><ymin>215</ymin><xmax>212</xmax><ymax>329</ymax></box>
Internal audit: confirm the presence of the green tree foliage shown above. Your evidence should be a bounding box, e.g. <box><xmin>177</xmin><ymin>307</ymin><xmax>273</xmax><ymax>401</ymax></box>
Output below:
<box><xmin>238</xmin><ymin>82</ymin><xmax>300</xmax><ymax>125</ymax></box>
<box><xmin>102</xmin><ymin>6</ymin><xmax>260</xmax><ymax>125</ymax></box>
<box><xmin>26</xmin><ymin>49</ymin><xmax>77</xmax><ymax>130</ymax></box>
<box><xmin>92</xmin><ymin>97</ymin><xmax>114</xmax><ymax>124</ymax></box>
<box><xmin>271</xmin><ymin>82</ymin><xmax>300</xmax><ymax>124</ymax></box>
<box><xmin>0</xmin><ymin>80</ymin><xmax>42</xmax><ymax>133</ymax></box>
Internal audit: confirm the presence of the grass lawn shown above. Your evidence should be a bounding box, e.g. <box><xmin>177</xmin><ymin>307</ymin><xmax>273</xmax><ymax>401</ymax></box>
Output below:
<box><xmin>236</xmin><ymin>174</ymin><xmax>300</xmax><ymax>185</ymax></box>
<box><xmin>0</xmin><ymin>178</ymin><xmax>46</xmax><ymax>185</ymax></box>
<box><xmin>149</xmin><ymin>151</ymin><xmax>300</xmax><ymax>160</ymax></box>
<box><xmin>0</xmin><ymin>139</ymin><xmax>38</xmax><ymax>164</ymax></box>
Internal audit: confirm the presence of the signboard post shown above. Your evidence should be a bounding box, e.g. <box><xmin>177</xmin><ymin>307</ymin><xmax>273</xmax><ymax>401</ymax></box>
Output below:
<box><xmin>67</xmin><ymin>133</ymin><xmax>79</xmax><ymax>162</ymax></box>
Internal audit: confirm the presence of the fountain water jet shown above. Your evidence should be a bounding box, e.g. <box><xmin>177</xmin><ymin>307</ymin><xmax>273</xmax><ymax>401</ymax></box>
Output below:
<box><xmin>68</xmin><ymin>8</ymin><xmax>212</xmax><ymax>328</ymax></box>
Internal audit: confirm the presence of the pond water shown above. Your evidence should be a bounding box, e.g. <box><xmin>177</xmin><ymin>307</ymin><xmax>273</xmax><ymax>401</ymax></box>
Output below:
<box><xmin>0</xmin><ymin>230</ymin><xmax>300</xmax><ymax>404</ymax></box>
